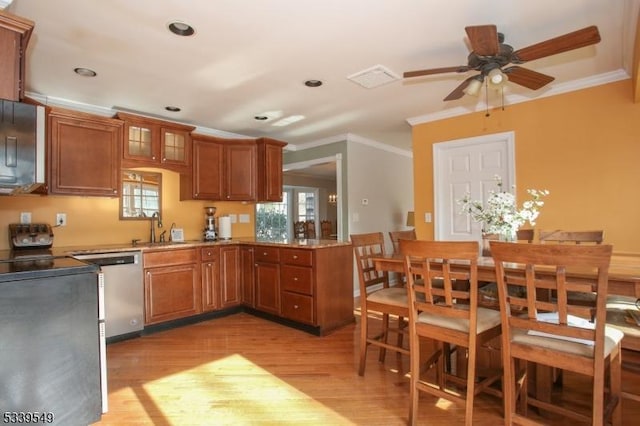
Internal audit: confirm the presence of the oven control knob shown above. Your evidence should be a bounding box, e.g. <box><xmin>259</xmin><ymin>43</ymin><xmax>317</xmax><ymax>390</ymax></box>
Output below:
<box><xmin>22</xmin><ymin>238</ymin><xmax>30</xmax><ymax>244</ymax></box>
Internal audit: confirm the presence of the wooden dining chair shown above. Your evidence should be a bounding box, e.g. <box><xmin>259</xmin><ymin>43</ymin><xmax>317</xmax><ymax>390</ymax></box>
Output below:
<box><xmin>388</xmin><ymin>229</ymin><xmax>417</xmax><ymax>286</ymax></box>
<box><xmin>320</xmin><ymin>220</ymin><xmax>332</xmax><ymax>239</ymax></box>
<box><xmin>293</xmin><ymin>221</ymin><xmax>306</xmax><ymax>239</ymax></box>
<box><xmin>351</xmin><ymin>232</ymin><xmax>409</xmax><ymax>376</ymax></box>
<box><xmin>539</xmin><ymin>229</ymin><xmax>604</xmax><ymax>244</ymax></box>
<box><xmin>304</xmin><ymin>220</ymin><xmax>316</xmax><ymax>239</ymax></box>
<box><xmin>399</xmin><ymin>239</ymin><xmax>503</xmax><ymax>426</ymax></box>
<box><xmin>490</xmin><ymin>241</ymin><xmax>622</xmax><ymax>425</ymax></box>
<box><xmin>388</xmin><ymin>229</ymin><xmax>417</xmax><ymax>254</ymax></box>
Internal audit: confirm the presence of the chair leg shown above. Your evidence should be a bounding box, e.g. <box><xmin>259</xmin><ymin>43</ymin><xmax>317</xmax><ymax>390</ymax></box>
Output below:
<box><xmin>503</xmin><ymin>355</ymin><xmax>518</xmax><ymax>424</ymax></box>
<box><xmin>464</xmin><ymin>345</ymin><xmax>476</xmax><ymax>426</ymax></box>
<box><xmin>396</xmin><ymin>316</ymin><xmax>405</xmax><ymax>360</ymax></box>
<box><xmin>358</xmin><ymin>309</ymin><xmax>369</xmax><ymax>376</ymax></box>
<box><xmin>408</xmin><ymin>332</ymin><xmax>421</xmax><ymax>426</ymax></box>
<box><xmin>379</xmin><ymin>313</ymin><xmax>390</xmax><ymax>363</ymax></box>
<box><xmin>519</xmin><ymin>359</ymin><xmax>528</xmax><ymax>417</ymax></box>
<box><xmin>436</xmin><ymin>341</ymin><xmax>446</xmax><ymax>390</ymax></box>
<box><xmin>609</xmin><ymin>349</ymin><xmax>622</xmax><ymax>426</ymax></box>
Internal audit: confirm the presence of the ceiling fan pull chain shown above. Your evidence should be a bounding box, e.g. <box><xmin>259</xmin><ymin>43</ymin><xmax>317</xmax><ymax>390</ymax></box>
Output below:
<box><xmin>485</xmin><ymin>80</ymin><xmax>490</xmax><ymax>117</ymax></box>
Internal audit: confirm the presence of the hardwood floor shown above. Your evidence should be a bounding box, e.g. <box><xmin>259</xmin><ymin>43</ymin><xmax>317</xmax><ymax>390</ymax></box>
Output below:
<box><xmin>95</xmin><ymin>311</ymin><xmax>640</xmax><ymax>425</ymax></box>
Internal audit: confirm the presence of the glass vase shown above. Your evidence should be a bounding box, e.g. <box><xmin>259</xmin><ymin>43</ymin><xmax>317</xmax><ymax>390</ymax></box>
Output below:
<box><xmin>482</xmin><ymin>230</ymin><xmax>516</xmax><ymax>257</ymax></box>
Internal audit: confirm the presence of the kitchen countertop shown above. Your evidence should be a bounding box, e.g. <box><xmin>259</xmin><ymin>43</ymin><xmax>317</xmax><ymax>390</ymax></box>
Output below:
<box><xmin>0</xmin><ymin>237</ymin><xmax>350</xmax><ymax>259</ymax></box>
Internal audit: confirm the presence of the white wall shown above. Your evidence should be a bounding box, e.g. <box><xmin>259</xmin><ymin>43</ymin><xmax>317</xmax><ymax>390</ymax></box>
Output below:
<box><xmin>347</xmin><ymin>140</ymin><xmax>413</xmax><ymax>296</ymax></box>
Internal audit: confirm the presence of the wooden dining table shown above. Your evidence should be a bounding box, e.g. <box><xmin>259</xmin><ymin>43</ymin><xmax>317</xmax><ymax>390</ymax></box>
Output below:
<box><xmin>371</xmin><ymin>251</ymin><xmax>640</xmax><ymax>405</ymax></box>
<box><xmin>372</xmin><ymin>252</ymin><xmax>640</xmax><ymax>298</ymax></box>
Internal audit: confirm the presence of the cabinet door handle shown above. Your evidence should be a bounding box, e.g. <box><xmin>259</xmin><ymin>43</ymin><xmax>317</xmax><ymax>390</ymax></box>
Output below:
<box><xmin>293</xmin><ymin>255</ymin><xmax>298</xmax><ymax>259</ymax></box>
<box><xmin>293</xmin><ymin>305</ymin><xmax>299</xmax><ymax>309</ymax></box>
<box><xmin>207</xmin><ymin>251</ymin><xmax>212</xmax><ymax>256</ymax></box>
<box><xmin>293</xmin><ymin>277</ymin><xmax>298</xmax><ymax>281</ymax></box>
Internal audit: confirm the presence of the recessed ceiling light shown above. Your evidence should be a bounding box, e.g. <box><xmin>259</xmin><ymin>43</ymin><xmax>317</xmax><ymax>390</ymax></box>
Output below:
<box><xmin>254</xmin><ymin>115</ymin><xmax>269</xmax><ymax>121</ymax></box>
<box><xmin>304</xmin><ymin>80</ymin><xmax>323</xmax><ymax>87</ymax></box>
<box><xmin>74</xmin><ymin>67</ymin><xmax>97</xmax><ymax>77</ymax></box>
<box><xmin>165</xmin><ymin>106</ymin><xmax>181</xmax><ymax>112</ymax></box>
<box><xmin>272</xmin><ymin>115</ymin><xmax>305</xmax><ymax>127</ymax></box>
<box><xmin>168</xmin><ymin>21</ymin><xmax>195</xmax><ymax>36</ymax></box>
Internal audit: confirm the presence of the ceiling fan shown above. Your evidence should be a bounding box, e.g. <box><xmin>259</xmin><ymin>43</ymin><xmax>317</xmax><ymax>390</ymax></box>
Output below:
<box><xmin>404</xmin><ymin>25</ymin><xmax>601</xmax><ymax>101</ymax></box>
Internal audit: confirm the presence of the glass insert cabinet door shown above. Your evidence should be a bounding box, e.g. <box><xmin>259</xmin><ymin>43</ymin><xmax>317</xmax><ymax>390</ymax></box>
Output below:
<box><xmin>162</xmin><ymin>130</ymin><xmax>186</xmax><ymax>162</ymax></box>
<box><xmin>127</xmin><ymin>125</ymin><xmax>153</xmax><ymax>158</ymax></box>
<box><xmin>120</xmin><ymin>170</ymin><xmax>162</xmax><ymax>219</ymax></box>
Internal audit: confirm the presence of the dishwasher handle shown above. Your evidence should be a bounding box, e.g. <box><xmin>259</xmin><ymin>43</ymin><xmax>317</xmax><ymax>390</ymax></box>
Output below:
<box><xmin>78</xmin><ymin>255</ymin><xmax>137</xmax><ymax>267</ymax></box>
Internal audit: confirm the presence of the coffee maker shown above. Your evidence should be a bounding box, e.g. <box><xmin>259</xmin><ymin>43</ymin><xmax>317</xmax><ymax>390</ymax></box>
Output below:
<box><xmin>203</xmin><ymin>206</ymin><xmax>217</xmax><ymax>241</ymax></box>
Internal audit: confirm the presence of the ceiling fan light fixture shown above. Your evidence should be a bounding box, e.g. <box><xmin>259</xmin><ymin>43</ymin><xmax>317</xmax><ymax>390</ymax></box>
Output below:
<box><xmin>487</xmin><ymin>68</ymin><xmax>508</xmax><ymax>87</ymax></box>
<box><xmin>463</xmin><ymin>77</ymin><xmax>483</xmax><ymax>97</ymax></box>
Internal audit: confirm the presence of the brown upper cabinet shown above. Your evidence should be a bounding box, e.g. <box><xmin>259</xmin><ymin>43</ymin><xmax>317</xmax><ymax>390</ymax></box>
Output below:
<box><xmin>180</xmin><ymin>134</ymin><xmax>257</xmax><ymax>201</ymax></box>
<box><xmin>0</xmin><ymin>10</ymin><xmax>34</xmax><ymax>101</ymax></box>
<box><xmin>48</xmin><ymin>107</ymin><xmax>123</xmax><ymax>197</ymax></box>
<box><xmin>181</xmin><ymin>134</ymin><xmax>286</xmax><ymax>202</ymax></box>
<box><xmin>257</xmin><ymin>137</ymin><xmax>287</xmax><ymax>202</ymax></box>
<box><xmin>117</xmin><ymin>112</ymin><xmax>195</xmax><ymax>173</ymax></box>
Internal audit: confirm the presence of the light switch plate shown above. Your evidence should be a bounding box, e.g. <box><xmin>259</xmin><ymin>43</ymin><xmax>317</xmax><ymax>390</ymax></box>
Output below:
<box><xmin>20</xmin><ymin>212</ymin><xmax>31</xmax><ymax>224</ymax></box>
<box><xmin>229</xmin><ymin>214</ymin><xmax>237</xmax><ymax>223</ymax></box>
<box><xmin>239</xmin><ymin>214</ymin><xmax>250</xmax><ymax>223</ymax></box>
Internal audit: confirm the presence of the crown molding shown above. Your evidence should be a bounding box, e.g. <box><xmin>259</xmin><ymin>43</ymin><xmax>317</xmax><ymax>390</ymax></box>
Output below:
<box><xmin>290</xmin><ymin>132</ymin><xmax>412</xmax><ymax>158</ymax></box>
<box><xmin>406</xmin><ymin>69</ymin><xmax>630</xmax><ymax>126</ymax></box>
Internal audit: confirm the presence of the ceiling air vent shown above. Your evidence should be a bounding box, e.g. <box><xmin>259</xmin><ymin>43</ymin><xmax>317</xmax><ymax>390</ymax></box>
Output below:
<box><xmin>347</xmin><ymin>64</ymin><xmax>400</xmax><ymax>89</ymax></box>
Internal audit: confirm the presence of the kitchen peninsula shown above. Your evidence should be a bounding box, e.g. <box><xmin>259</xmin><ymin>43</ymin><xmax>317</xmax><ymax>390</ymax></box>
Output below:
<box><xmin>58</xmin><ymin>238</ymin><xmax>354</xmax><ymax>337</ymax></box>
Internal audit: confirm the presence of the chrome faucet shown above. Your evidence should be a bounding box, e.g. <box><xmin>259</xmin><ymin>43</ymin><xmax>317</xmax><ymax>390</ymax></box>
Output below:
<box><xmin>150</xmin><ymin>212</ymin><xmax>163</xmax><ymax>243</ymax></box>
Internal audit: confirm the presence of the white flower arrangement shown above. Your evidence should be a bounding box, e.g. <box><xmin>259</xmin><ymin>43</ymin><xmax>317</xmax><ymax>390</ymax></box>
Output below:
<box><xmin>458</xmin><ymin>175</ymin><xmax>549</xmax><ymax>240</ymax></box>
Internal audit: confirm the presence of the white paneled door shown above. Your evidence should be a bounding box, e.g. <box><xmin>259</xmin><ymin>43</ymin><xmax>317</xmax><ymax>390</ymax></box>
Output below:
<box><xmin>433</xmin><ymin>132</ymin><xmax>515</xmax><ymax>242</ymax></box>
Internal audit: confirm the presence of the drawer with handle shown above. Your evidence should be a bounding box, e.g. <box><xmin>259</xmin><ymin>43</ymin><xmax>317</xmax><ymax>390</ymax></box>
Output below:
<box><xmin>281</xmin><ymin>291</ymin><xmax>314</xmax><ymax>325</ymax></box>
<box><xmin>254</xmin><ymin>246</ymin><xmax>280</xmax><ymax>263</ymax></box>
<box><xmin>281</xmin><ymin>265</ymin><xmax>313</xmax><ymax>295</ymax></box>
<box><xmin>280</xmin><ymin>248</ymin><xmax>312</xmax><ymax>266</ymax></box>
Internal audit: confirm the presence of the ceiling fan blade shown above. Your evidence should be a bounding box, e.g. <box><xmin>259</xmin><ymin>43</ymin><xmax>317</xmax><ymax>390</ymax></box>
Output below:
<box><xmin>514</xmin><ymin>25</ymin><xmax>601</xmax><ymax>62</ymax></box>
<box><xmin>503</xmin><ymin>66</ymin><xmax>555</xmax><ymax>90</ymax></box>
<box><xmin>403</xmin><ymin>66</ymin><xmax>469</xmax><ymax>78</ymax></box>
<box><xmin>443</xmin><ymin>76</ymin><xmax>478</xmax><ymax>101</ymax></box>
<box><xmin>465</xmin><ymin>25</ymin><xmax>500</xmax><ymax>56</ymax></box>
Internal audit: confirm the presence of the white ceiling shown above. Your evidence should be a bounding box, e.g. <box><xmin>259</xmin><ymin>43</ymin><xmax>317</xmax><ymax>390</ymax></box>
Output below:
<box><xmin>8</xmin><ymin>0</ymin><xmax>639</xmax><ymax>152</ymax></box>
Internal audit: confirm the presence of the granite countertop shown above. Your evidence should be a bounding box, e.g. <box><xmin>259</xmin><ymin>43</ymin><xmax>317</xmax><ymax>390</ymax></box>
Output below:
<box><xmin>0</xmin><ymin>237</ymin><xmax>350</xmax><ymax>259</ymax></box>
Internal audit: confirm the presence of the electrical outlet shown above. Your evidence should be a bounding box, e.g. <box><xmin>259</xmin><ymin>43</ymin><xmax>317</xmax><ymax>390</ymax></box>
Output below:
<box><xmin>424</xmin><ymin>212</ymin><xmax>432</xmax><ymax>223</ymax></box>
<box><xmin>20</xmin><ymin>212</ymin><xmax>31</xmax><ymax>224</ymax></box>
<box><xmin>56</xmin><ymin>213</ymin><xmax>67</xmax><ymax>226</ymax></box>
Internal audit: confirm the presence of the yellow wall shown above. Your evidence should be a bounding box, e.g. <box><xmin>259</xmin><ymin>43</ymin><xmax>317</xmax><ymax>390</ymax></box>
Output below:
<box><xmin>412</xmin><ymin>79</ymin><xmax>640</xmax><ymax>253</ymax></box>
<box><xmin>0</xmin><ymin>168</ymin><xmax>256</xmax><ymax>250</ymax></box>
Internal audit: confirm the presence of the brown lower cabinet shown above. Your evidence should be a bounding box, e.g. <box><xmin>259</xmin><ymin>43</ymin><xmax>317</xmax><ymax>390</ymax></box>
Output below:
<box><xmin>144</xmin><ymin>248</ymin><xmax>201</xmax><ymax>325</ymax></box>
<box><xmin>142</xmin><ymin>242</ymin><xmax>354</xmax><ymax>335</ymax></box>
<box><xmin>200</xmin><ymin>246</ymin><xmax>219</xmax><ymax>312</ymax></box>
<box><xmin>254</xmin><ymin>246</ymin><xmax>281</xmax><ymax>315</ymax></box>
<box><xmin>219</xmin><ymin>245</ymin><xmax>241</xmax><ymax>308</ymax></box>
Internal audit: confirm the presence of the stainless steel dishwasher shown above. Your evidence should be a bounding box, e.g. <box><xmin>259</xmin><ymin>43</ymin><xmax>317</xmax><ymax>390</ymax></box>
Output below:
<box><xmin>74</xmin><ymin>251</ymin><xmax>144</xmax><ymax>339</ymax></box>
